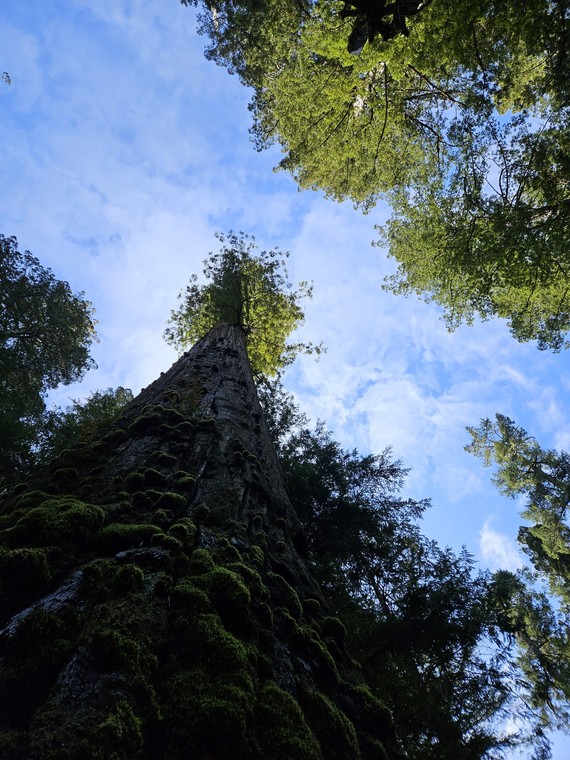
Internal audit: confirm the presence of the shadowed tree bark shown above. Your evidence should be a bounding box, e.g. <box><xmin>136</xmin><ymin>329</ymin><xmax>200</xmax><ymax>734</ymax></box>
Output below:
<box><xmin>0</xmin><ymin>323</ymin><xmax>402</xmax><ymax>759</ymax></box>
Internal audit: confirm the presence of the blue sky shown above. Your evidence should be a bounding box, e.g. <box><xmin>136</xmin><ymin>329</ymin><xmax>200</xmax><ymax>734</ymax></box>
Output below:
<box><xmin>2</xmin><ymin>1</ymin><xmax>570</xmax><ymax>754</ymax></box>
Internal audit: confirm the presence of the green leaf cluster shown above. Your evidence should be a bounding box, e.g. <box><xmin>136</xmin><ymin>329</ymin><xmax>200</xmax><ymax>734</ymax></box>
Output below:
<box><xmin>381</xmin><ymin>109</ymin><xmax>570</xmax><ymax>349</ymax></box>
<box><xmin>0</xmin><ymin>235</ymin><xmax>97</xmax><ymax>487</ymax></box>
<box><xmin>467</xmin><ymin>415</ymin><xmax>570</xmax><ymax>730</ymax></box>
<box><xmin>467</xmin><ymin>414</ymin><xmax>570</xmax><ymax>605</ymax></box>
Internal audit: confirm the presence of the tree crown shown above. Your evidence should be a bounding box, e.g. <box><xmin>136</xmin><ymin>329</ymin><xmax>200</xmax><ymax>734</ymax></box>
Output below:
<box><xmin>0</xmin><ymin>234</ymin><xmax>97</xmax><ymax>488</ymax></box>
<box><xmin>164</xmin><ymin>232</ymin><xmax>320</xmax><ymax>376</ymax></box>
<box><xmin>0</xmin><ymin>235</ymin><xmax>97</xmax><ymax>396</ymax></box>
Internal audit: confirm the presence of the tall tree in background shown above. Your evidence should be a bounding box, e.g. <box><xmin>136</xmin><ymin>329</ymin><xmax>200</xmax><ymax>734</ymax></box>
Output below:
<box><xmin>467</xmin><ymin>415</ymin><xmax>570</xmax><ymax>605</ymax></box>
<box><xmin>0</xmin><ymin>235</ymin><xmax>97</xmax><ymax>488</ymax></box>
<box><xmin>276</xmin><ymin>417</ymin><xmax>562</xmax><ymax>758</ymax></box>
<box><xmin>165</xmin><ymin>231</ymin><xmax>320</xmax><ymax>377</ymax></box>
<box><xmin>467</xmin><ymin>415</ymin><xmax>570</xmax><ymax>737</ymax></box>
<box><xmin>182</xmin><ymin>0</ymin><xmax>569</xmax><ymax>349</ymax></box>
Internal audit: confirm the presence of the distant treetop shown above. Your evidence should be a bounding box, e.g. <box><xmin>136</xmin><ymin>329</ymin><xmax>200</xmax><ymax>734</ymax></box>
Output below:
<box><xmin>164</xmin><ymin>232</ymin><xmax>322</xmax><ymax>377</ymax></box>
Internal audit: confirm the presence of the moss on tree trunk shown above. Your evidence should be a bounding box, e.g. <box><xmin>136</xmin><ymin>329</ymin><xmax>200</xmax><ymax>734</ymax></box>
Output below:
<box><xmin>0</xmin><ymin>324</ymin><xmax>402</xmax><ymax>759</ymax></box>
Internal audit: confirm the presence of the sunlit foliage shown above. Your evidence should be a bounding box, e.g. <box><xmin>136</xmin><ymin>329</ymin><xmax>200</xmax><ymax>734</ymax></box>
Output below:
<box><xmin>164</xmin><ymin>232</ymin><xmax>319</xmax><ymax>376</ymax></box>
<box><xmin>182</xmin><ymin>0</ymin><xmax>570</xmax><ymax>348</ymax></box>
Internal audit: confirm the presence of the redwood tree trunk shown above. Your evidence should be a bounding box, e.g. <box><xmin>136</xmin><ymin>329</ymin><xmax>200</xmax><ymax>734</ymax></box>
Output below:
<box><xmin>0</xmin><ymin>323</ymin><xmax>402</xmax><ymax>759</ymax></box>
<box><xmin>129</xmin><ymin>322</ymin><xmax>318</xmax><ymax>595</ymax></box>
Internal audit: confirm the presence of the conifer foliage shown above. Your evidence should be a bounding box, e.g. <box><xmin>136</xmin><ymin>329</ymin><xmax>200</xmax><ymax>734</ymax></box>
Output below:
<box><xmin>278</xmin><ymin>418</ymin><xmax>564</xmax><ymax>757</ymax></box>
<box><xmin>467</xmin><ymin>414</ymin><xmax>570</xmax><ymax>731</ymax></box>
<box><xmin>164</xmin><ymin>232</ymin><xmax>319</xmax><ymax>377</ymax></box>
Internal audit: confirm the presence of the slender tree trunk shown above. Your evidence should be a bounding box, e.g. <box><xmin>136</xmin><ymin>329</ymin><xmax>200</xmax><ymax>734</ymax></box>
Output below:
<box><xmin>0</xmin><ymin>323</ymin><xmax>402</xmax><ymax>759</ymax></box>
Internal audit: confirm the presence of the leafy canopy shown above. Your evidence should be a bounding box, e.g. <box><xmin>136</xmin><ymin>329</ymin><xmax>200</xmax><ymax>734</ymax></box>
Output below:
<box><xmin>380</xmin><ymin>105</ymin><xmax>570</xmax><ymax>350</ymax></box>
<box><xmin>0</xmin><ymin>235</ymin><xmax>97</xmax><ymax>487</ymax></box>
<box><xmin>183</xmin><ymin>0</ymin><xmax>570</xmax><ymax>349</ymax></box>
<box><xmin>164</xmin><ymin>232</ymin><xmax>319</xmax><ymax>376</ymax></box>
<box><xmin>39</xmin><ymin>387</ymin><xmax>134</xmax><ymax>462</ymax></box>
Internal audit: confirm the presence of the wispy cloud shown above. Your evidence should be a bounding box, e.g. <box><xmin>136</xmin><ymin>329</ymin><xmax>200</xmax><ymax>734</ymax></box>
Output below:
<box><xmin>479</xmin><ymin>519</ymin><xmax>523</xmax><ymax>572</ymax></box>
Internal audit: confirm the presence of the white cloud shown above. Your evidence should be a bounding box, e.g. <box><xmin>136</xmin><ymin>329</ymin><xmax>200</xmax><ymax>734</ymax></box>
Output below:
<box><xmin>528</xmin><ymin>386</ymin><xmax>568</xmax><ymax>435</ymax></box>
<box><xmin>479</xmin><ymin>519</ymin><xmax>522</xmax><ymax>572</ymax></box>
<box><xmin>553</xmin><ymin>429</ymin><xmax>570</xmax><ymax>452</ymax></box>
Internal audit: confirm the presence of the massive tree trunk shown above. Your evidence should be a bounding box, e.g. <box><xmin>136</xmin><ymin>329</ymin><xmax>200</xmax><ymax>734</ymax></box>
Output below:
<box><xmin>0</xmin><ymin>323</ymin><xmax>402</xmax><ymax>759</ymax></box>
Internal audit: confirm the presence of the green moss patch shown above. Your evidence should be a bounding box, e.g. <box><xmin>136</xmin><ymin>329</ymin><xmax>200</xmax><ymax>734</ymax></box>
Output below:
<box><xmin>173</xmin><ymin>421</ymin><xmax>195</xmax><ymax>436</ymax></box>
<box><xmin>150</xmin><ymin>450</ymin><xmax>177</xmax><ymax>466</ymax></box>
<box><xmin>320</xmin><ymin>617</ymin><xmax>347</xmax><ymax>647</ymax></box>
<box><xmin>142</xmin><ymin>468</ymin><xmax>168</xmax><ymax>487</ymax></box>
<box><xmin>302</xmin><ymin>598</ymin><xmax>321</xmax><ymax>618</ymax></box>
<box><xmin>267</xmin><ymin>572</ymin><xmax>303</xmax><ymax>619</ymax></box>
<box><xmin>80</xmin><ymin>561</ymin><xmax>146</xmax><ymax>606</ymax></box>
<box><xmin>256</xmin><ymin>683</ymin><xmax>322</xmax><ymax>760</ymax></box>
<box><xmin>193</xmin><ymin>567</ymin><xmax>252</xmax><ymax>628</ymax></box>
<box><xmin>2</xmin><ymin>497</ymin><xmax>104</xmax><ymax>551</ymax></box>
<box><xmin>156</xmin><ymin>492</ymin><xmax>187</xmax><ymax>511</ymax></box>
<box><xmin>291</xmin><ymin>626</ymin><xmax>339</xmax><ymax>688</ymax></box>
<box><xmin>95</xmin><ymin>699</ymin><xmax>144</xmax><ymax>758</ymax></box>
<box><xmin>168</xmin><ymin>518</ymin><xmax>197</xmax><ymax>549</ymax></box>
<box><xmin>299</xmin><ymin>688</ymin><xmax>360</xmax><ymax>760</ymax></box>
<box><xmin>13</xmin><ymin>490</ymin><xmax>50</xmax><ymax>509</ymax></box>
<box><xmin>214</xmin><ymin>538</ymin><xmax>242</xmax><ymax>564</ymax></box>
<box><xmin>338</xmin><ymin>683</ymin><xmax>394</xmax><ymax>757</ymax></box>
<box><xmin>98</xmin><ymin>523</ymin><xmax>162</xmax><ymax>553</ymax></box>
<box><xmin>128</xmin><ymin>412</ymin><xmax>162</xmax><ymax>434</ymax></box>
<box><xmin>51</xmin><ymin>467</ymin><xmax>79</xmax><ymax>483</ymax></box>
<box><xmin>151</xmin><ymin>509</ymin><xmax>174</xmax><ymax>528</ymax></box>
<box><xmin>191</xmin><ymin>503</ymin><xmax>210</xmax><ymax>522</ymax></box>
<box><xmin>151</xmin><ymin>534</ymin><xmax>183</xmax><ymax>552</ymax></box>
<box><xmin>125</xmin><ymin>472</ymin><xmax>145</xmax><ymax>491</ymax></box>
<box><xmin>173</xmin><ymin>470</ymin><xmax>195</xmax><ymax>483</ymax></box>
<box><xmin>227</xmin><ymin>562</ymin><xmax>269</xmax><ymax>603</ymax></box>
<box><xmin>248</xmin><ymin>544</ymin><xmax>265</xmax><ymax>569</ymax></box>
<box><xmin>187</xmin><ymin>548</ymin><xmax>215</xmax><ymax>574</ymax></box>
<box><xmin>172</xmin><ymin>582</ymin><xmax>211</xmax><ymax>615</ymax></box>
<box><xmin>89</xmin><ymin>627</ymin><xmax>158</xmax><ymax>676</ymax></box>
<box><xmin>100</xmin><ymin>428</ymin><xmax>128</xmax><ymax>445</ymax></box>
<box><xmin>164</xmin><ymin>668</ymin><xmax>254</xmax><ymax>758</ymax></box>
